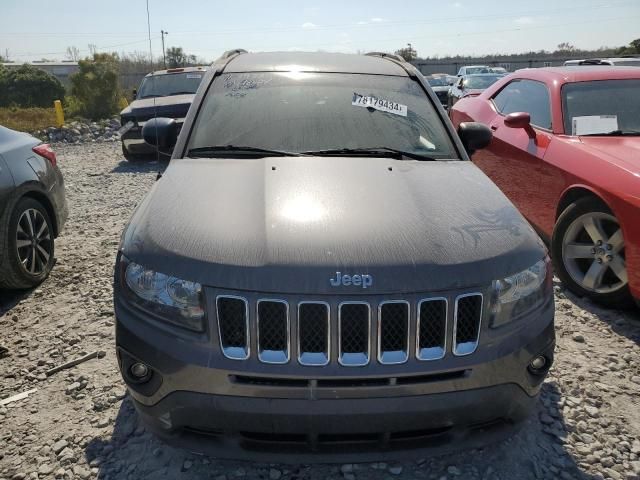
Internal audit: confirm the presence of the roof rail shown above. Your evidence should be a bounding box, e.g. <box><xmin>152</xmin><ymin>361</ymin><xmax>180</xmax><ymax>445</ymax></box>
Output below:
<box><xmin>219</xmin><ymin>49</ymin><xmax>248</xmax><ymax>60</ymax></box>
<box><xmin>365</xmin><ymin>51</ymin><xmax>406</xmax><ymax>63</ymax></box>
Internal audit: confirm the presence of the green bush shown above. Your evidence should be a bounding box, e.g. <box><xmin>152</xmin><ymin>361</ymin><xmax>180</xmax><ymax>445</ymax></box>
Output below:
<box><xmin>69</xmin><ymin>53</ymin><xmax>120</xmax><ymax>120</ymax></box>
<box><xmin>0</xmin><ymin>64</ymin><xmax>65</xmax><ymax>108</ymax></box>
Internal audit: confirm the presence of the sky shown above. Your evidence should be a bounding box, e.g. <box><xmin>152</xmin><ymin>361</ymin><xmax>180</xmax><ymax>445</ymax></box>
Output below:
<box><xmin>1</xmin><ymin>0</ymin><xmax>639</xmax><ymax>62</ymax></box>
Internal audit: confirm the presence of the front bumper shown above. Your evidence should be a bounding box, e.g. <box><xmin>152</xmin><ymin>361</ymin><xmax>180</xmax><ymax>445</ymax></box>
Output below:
<box><xmin>132</xmin><ymin>383</ymin><xmax>537</xmax><ymax>462</ymax></box>
<box><xmin>120</xmin><ymin>127</ymin><xmax>156</xmax><ymax>155</ymax></box>
<box><xmin>114</xmin><ymin>285</ymin><xmax>554</xmax><ymax>460</ymax></box>
<box><xmin>120</xmin><ymin>119</ymin><xmax>184</xmax><ymax>155</ymax></box>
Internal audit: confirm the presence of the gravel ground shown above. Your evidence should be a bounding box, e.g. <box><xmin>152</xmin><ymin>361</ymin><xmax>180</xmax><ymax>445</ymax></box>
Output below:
<box><xmin>1</xmin><ymin>142</ymin><xmax>639</xmax><ymax>480</ymax></box>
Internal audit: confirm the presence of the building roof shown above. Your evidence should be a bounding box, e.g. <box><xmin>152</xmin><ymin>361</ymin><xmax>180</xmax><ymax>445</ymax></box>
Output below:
<box><xmin>223</xmin><ymin>51</ymin><xmax>409</xmax><ymax>76</ymax></box>
<box><xmin>2</xmin><ymin>62</ymin><xmax>78</xmax><ymax>67</ymax></box>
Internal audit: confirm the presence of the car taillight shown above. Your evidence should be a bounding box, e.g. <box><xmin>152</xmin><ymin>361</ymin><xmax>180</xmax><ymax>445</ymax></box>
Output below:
<box><xmin>32</xmin><ymin>144</ymin><xmax>57</xmax><ymax>168</ymax></box>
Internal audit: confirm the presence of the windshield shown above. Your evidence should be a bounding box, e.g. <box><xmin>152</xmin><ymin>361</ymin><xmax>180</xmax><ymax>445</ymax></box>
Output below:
<box><xmin>427</xmin><ymin>76</ymin><xmax>449</xmax><ymax>87</ymax></box>
<box><xmin>562</xmin><ymin>79</ymin><xmax>640</xmax><ymax>135</ymax></box>
<box><xmin>188</xmin><ymin>72</ymin><xmax>457</xmax><ymax>159</ymax></box>
<box><xmin>463</xmin><ymin>75</ymin><xmax>502</xmax><ymax>89</ymax></box>
<box><xmin>465</xmin><ymin>67</ymin><xmax>491</xmax><ymax>74</ymax></box>
<box><xmin>137</xmin><ymin>72</ymin><xmax>205</xmax><ymax>99</ymax></box>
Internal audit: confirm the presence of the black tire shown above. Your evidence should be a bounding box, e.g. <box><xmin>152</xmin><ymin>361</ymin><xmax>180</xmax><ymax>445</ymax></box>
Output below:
<box><xmin>0</xmin><ymin>197</ymin><xmax>55</xmax><ymax>289</ymax></box>
<box><xmin>551</xmin><ymin>197</ymin><xmax>633</xmax><ymax>307</ymax></box>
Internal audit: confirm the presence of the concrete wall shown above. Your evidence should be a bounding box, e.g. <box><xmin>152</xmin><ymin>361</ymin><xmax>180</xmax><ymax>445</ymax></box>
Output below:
<box><xmin>412</xmin><ymin>57</ymin><xmax>572</xmax><ymax>76</ymax></box>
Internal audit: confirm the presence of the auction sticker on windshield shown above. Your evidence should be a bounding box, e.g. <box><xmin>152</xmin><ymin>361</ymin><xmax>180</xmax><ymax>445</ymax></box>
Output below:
<box><xmin>352</xmin><ymin>93</ymin><xmax>407</xmax><ymax>117</ymax></box>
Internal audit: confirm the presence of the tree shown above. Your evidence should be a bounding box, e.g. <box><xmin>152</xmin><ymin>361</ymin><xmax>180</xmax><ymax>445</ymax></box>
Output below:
<box><xmin>616</xmin><ymin>38</ymin><xmax>640</xmax><ymax>55</ymax></box>
<box><xmin>0</xmin><ymin>64</ymin><xmax>65</xmax><ymax>108</ymax></box>
<box><xmin>394</xmin><ymin>45</ymin><xmax>417</xmax><ymax>62</ymax></box>
<box><xmin>66</xmin><ymin>46</ymin><xmax>80</xmax><ymax>62</ymax></box>
<box><xmin>165</xmin><ymin>46</ymin><xmax>197</xmax><ymax>68</ymax></box>
<box><xmin>70</xmin><ymin>53</ymin><xmax>120</xmax><ymax>119</ymax></box>
<box><xmin>556</xmin><ymin>42</ymin><xmax>576</xmax><ymax>53</ymax></box>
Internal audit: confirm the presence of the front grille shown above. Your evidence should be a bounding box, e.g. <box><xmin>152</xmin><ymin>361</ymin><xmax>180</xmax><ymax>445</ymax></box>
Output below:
<box><xmin>417</xmin><ymin>298</ymin><xmax>447</xmax><ymax>360</ymax></box>
<box><xmin>214</xmin><ymin>291</ymin><xmax>483</xmax><ymax>365</ymax></box>
<box><xmin>453</xmin><ymin>294</ymin><xmax>483</xmax><ymax>356</ymax></box>
<box><xmin>257</xmin><ymin>300</ymin><xmax>289</xmax><ymax>364</ymax></box>
<box><xmin>338</xmin><ymin>303</ymin><xmax>371</xmax><ymax>366</ymax></box>
<box><xmin>217</xmin><ymin>296</ymin><xmax>249</xmax><ymax>360</ymax></box>
<box><xmin>378</xmin><ymin>301</ymin><xmax>409</xmax><ymax>364</ymax></box>
<box><xmin>298</xmin><ymin>302</ymin><xmax>330</xmax><ymax>366</ymax></box>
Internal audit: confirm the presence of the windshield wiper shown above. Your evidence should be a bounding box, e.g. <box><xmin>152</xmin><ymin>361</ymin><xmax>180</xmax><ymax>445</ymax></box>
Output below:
<box><xmin>140</xmin><ymin>94</ymin><xmax>163</xmax><ymax>99</ymax></box>
<box><xmin>187</xmin><ymin>145</ymin><xmax>302</xmax><ymax>158</ymax></box>
<box><xmin>582</xmin><ymin>129</ymin><xmax>640</xmax><ymax>136</ymax></box>
<box><xmin>168</xmin><ymin>91</ymin><xmax>196</xmax><ymax>96</ymax></box>
<box><xmin>302</xmin><ymin>147</ymin><xmax>438</xmax><ymax>161</ymax></box>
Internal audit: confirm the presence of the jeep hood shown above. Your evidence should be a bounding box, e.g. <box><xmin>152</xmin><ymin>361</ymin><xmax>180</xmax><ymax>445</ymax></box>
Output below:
<box><xmin>122</xmin><ymin>157</ymin><xmax>546</xmax><ymax>294</ymax></box>
<box><xmin>120</xmin><ymin>94</ymin><xmax>194</xmax><ymax>120</ymax></box>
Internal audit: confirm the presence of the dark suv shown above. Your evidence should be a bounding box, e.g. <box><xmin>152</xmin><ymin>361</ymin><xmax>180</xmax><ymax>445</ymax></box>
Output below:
<box><xmin>119</xmin><ymin>66</ymin><xmax>207</xmax><ymax>161</ymax></box>
<box><xmin>114</xmin><ymin>51</ymin><xmax>555</xmax><ymax>461</ymax></box>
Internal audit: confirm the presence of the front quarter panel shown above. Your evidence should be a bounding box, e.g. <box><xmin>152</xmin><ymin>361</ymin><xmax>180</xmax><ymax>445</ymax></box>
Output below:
<box><xmin>541</xmin><ymin>137</ymin><xmax>640</xmax><ymax>298</ymax></box>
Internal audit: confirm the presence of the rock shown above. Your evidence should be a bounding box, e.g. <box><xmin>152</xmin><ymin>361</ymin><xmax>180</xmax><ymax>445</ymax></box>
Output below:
<box><xmin>183</xmin><ymin>460</ymin><xmax>193</xmax><ymax>471</ymax></box>
<box><xmin>447</xmin><ymin>466</ymin><xmax>462</xmax><ymax>475</ymax></box>
<box><xmin>51</xmin><ymin>439</ymin><xmax>68</xmax><ymax>454</ymax></box>
<box><xmin>388</xmin><ymin>465</ymin><xmax>403</xmax><ymax>475</ymax></box>
<box><xmin>38</xmin><ymin>465</ymin><xmax>54</xmax><ymax>476</ymax></box>
<box><xmin>540</xmin><ymin>413</ymin><xmax>555</xmax><ymax>425</ymax></box>
<box><xmin>269</xmin><ymin>468</ymin><xmax>282</xmax><ymax>480</ymax></box>
<box><xmin>572</xmin><ymin>334</ymin><xmax>585</xmax><ymax>343</ymax></box>
<box><xmin>65</xmin><ymin>382</ymin><xmax>81</xmax><ymax>394</ymax></box>
<box><xmin>601</xmin><ymin>457</ymin><xmax>615</xmax><ymax>468</ymax></box>
<box><xmin>340</xmin><ymin>464</ymin><xmax>353</xmax><ymax>474</ymax></box>
<box><xmin>585</xmin><ymin>406</ymin><xmax>600</xmax><ymax>418</ymax></box>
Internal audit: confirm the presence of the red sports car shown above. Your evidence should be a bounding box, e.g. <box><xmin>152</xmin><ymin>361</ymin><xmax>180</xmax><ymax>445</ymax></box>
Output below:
<box><xmin>450</xmin><ymin>67</ymin><xmax>640</xmax><ymax>307</ymax></box>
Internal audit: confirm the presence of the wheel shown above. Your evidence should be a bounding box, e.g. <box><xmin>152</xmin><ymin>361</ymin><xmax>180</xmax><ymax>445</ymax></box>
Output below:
<box><xmin>0</xmin><ymin>197</ymin><xmax>55</xmax><ymax>289</ymax></box>
<box><xmin>551</xmin><ymin>197</ymin><xmax>632</xmax><ymax>307</ymax></box>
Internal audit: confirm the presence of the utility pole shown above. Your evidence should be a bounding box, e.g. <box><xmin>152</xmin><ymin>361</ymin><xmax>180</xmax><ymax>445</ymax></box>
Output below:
<box><xmin>160</xmin><ymin>29</ymin><xmax>168</xmax><ymax>68</ymax></box>
<box><xmin>407</xmin><ymin>43</ymin><xmax>414</xmax><ymax>61</ymax></box>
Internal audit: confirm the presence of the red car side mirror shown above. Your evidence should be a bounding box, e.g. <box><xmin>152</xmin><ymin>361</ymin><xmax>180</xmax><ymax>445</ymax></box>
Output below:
<box><xmin>504</xmin><ymin>112</ymin><xmax>536</xmax><ymax>139</ymax></box>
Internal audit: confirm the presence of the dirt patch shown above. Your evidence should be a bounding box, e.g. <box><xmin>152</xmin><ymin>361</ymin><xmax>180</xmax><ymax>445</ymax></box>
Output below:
<box><xmin>1</xmin><ymin>143</ymin><xmax>639</xmax><ymax>480</ymax></box>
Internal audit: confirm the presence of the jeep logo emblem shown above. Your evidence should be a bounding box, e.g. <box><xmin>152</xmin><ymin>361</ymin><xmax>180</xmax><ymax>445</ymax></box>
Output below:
<box><xmin>329</xmin><ymin>271</ymin><xmax>373</xmax><ymax>289</ymax></box>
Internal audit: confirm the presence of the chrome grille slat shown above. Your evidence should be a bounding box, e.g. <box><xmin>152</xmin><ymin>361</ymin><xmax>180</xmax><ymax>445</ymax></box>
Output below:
<box><xmin>338</xmin><ymin>302</ymin><xmax>371</xmax><ymax>367</ymax></box>
<box><xmin>377</xmin><ymin>301</ymin><xmax>410</xmax><ymax>365</ymax></box>
<box><xmin>216</xmin><ymin>295</ymin><xmax>249</xmax><ymax>360</ymax></box>
<box><xmin>453</xmin><ymin>293</ymin><xmax>483</xmax><ymax>356</ymax></box>
<box><xmin>298</xmin><ymin>302</ymin><xmax>330</xmax><ymax>366</ymax></box>
<box><xmin>257</xmin><ymin>299</ymin><xmax>290</xmax><ymax>364</ymax></box>
<box><xmin>416</xmin><ymin>298</ymin><xmax>447</xmax><ymax>361</ymax></box>
<box><xmin>215</xmin><ymin>291</ymin><xmax>483</xmax><ymax>365</ymax></box>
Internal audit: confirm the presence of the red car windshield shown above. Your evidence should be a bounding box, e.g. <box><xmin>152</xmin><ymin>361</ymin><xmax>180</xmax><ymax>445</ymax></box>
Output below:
<box><xmin>562</xmin><ymin>79</ymin><xmax>640</xmax><ymax>135</ymax></box>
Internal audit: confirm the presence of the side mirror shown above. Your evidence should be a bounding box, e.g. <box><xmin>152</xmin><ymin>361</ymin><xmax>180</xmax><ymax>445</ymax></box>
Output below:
<box><xmin>504</xmin><ymin>112</ymin><xmax>536</xmax><ymax>138</ymax></box>
<box><xmin>458</xmin><ymin>122</ymin><xmax>492</xmax><ymax>156</ymax></box>
<box><xmin>132</xmin><ymin>88</ymin><xmax>137</xmax><ymax>98</ymax></box>
<box><xmin>142</xmin><ymin>117</ymin><xmax>178</xmax><ymax>149</ymax></box>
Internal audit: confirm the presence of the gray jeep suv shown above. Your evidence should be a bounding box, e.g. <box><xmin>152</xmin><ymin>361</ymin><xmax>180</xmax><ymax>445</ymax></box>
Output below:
<box><xmin>114</xmin><ymin>50</ymin><xmax>555</xmax><ymax>461</ymax></box>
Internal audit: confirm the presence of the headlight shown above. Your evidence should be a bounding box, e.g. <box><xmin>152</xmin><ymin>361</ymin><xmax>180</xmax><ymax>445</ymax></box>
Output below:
<box><xmin>121</xmin><ymin>258</ymin><xmax>205</xmax><ymax>331</ymax></box>
<box><xmin>491</xmin><ymin>258</ymin><xmax>551</xmax><ymax>328</ymax></box>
